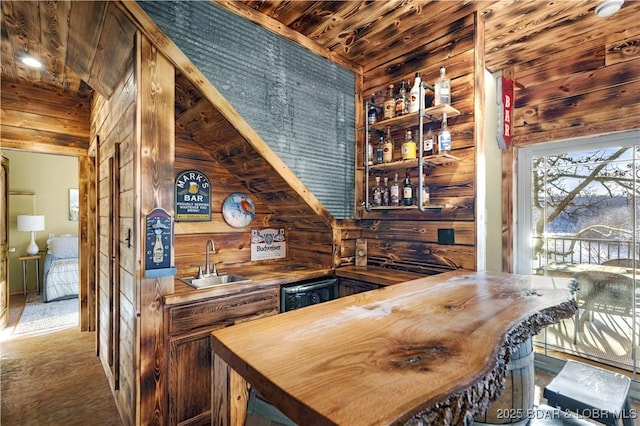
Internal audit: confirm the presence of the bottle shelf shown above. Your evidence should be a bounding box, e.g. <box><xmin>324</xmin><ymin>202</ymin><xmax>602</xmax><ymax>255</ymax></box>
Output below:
<box><xmin>363</xmin><ymin>90</ymin><xmax>460</xmax><ymax>214</ymax></box>
<box><xmin>369</xmin><ymin>104</ymin><xmax>460</xmax><ymax>132</ymax></box>
<box><xmin>368</xmin><ymin>153</ymin><xmax>460</xmax><ymax>171</ymax></box>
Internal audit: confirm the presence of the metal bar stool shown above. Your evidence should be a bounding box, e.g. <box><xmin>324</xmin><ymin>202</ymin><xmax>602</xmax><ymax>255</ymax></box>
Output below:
<box><xmin>543</xmin><ymin>360</ymin><xmax>634</xmax><ymax>426</ymax></box>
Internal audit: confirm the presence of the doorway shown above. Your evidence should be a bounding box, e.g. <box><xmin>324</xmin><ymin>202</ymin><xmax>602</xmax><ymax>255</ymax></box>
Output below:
<box><xmin>517</xmin><ymin>130</ymin><xmax>639</xmax><ymax>374</ymax></box>
<box><xmin>2</xmin><ymin>151</ymin><xmax>82</xmax><ymax>333</ymax></box>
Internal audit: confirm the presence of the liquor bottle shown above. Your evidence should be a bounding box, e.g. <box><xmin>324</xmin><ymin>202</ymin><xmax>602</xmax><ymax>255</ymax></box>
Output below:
<box><xmin>403</xmin><ymin>170</ymin><xmax>413</xmax><ymax>206</ymax></box>
<box><xmin>383</xmin><ymin>126</ymin><xmax>393</xmax><ymax>163</ymax></box>
<box><xmin>376</xmin><ymin>134</ymin><xmax>384</xmax><ymax>164</ymax></box>
<box><xmin>408</xmin><ymin>72</ymin><xmax>423</xmax><ymax>113</ymax></box>
<box><xmin>424</xmin><ymin>126</ymin><xmax>434</xmax><ymax>156</ymax></box>
<box><xmin>395</xmin><ymin>80</ymin><xmax>408</xmax><ymax>117</ymax></box>
<box><xmin>390</xmin><ymin>173</ymin><xmax>400</xmax><ymax>206</ymax></box>
<box><xmin>402</xmin><ymin>80</ymin><xmax>410</xmax><ymax>115</ymax></box>
<box><xmin>371</xmin><ymin>176</ymin><xmax>382</xmax><ymax>207</ymax></box>
<box><xmin>434</xmin><ymin>66</ymin><xmax>451</xmax><ymax>107</ymax></box>
<box><xmin>366</xmin><ymin>133</ymin><xmax>373</xmax><ymax>166</ymax></box>
<box><xmin>438</xmin><ymin>113</ymin><xmax>452</xmax><ymax>154</ymax></box>
<box><xmin>367</xmin><ymin>94</ymin><xmax>378</xmax><ymax>125</ymax></box>
<box><xmin>421</xmin><ymin>175</ymin><xmax>430</xmax><ymax>206</ymax></box>
<box><xmin>382</xmin><ymin>177</ymin><xmax>391</xmax><ymax>206</ymax></box>
<box><xmin>383</xmin><ymin>84</ymin><xmax>395</xmax><ymax>120</ymax></box>
<box><xmin>401</xmin><ymin>129</ymin><xmax>417</xmax><ymax>160</ymax></box>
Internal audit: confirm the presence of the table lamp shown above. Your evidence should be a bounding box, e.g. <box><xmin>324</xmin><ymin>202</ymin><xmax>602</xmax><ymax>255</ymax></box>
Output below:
<box><xmin>17</xmin><ymin>215</ymin><xmax>45</xmax><ymax>256</ymax></box>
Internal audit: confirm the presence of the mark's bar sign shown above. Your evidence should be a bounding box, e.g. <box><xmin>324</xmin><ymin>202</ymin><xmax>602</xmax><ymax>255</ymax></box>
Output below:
<box><xmin>497</xmin><ymin>76</ymin><xmax>514</xmax><ymax>150</ymax></box>
<box><xmin>175</xmin><ymin>170</ymin><xmax>211</xmax><ymax>221</ymax></box>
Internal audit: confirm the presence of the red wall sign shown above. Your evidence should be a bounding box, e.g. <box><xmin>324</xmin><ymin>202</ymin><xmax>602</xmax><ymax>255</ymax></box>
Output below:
<box><xmin>497</xmin><ymin>76</ymin><xmax>514</xmax><ymax>150</ymax></box>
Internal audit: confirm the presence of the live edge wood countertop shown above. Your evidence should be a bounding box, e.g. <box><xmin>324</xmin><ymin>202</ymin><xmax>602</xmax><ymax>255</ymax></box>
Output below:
<box><xmin>210</xmin><ymin>271</ymin><xmax>577</xmax><ymax>426</ymax></box>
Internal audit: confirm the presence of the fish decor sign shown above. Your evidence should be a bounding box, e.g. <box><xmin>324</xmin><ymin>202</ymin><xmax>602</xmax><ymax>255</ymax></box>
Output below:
<box><xmin>175</xmin><ymin>170</ymin><xmax>211</xmax><ymax>222</ymax></box>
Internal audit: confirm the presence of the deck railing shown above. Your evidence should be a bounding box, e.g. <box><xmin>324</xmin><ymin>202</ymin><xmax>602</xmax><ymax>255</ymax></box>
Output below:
<box><xmin>533</xmin><ymin>235</ymin><xmax>638</xmax><ymax>269</ymax></box>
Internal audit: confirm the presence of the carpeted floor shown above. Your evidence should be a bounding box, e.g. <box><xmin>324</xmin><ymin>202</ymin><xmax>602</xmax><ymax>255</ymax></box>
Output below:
<box><xmin>12</xmin><ymin>293</ymin><xmax>78</xmax><ymax>336</ymax></box>
<box><xmin>1</xmin><ymin>328</ymin><xmax>122</xmax><ymax>425</ymax></box>
<box><xmin>1</xmin><ymin>294</ymin><xmax>122</xmax><ymax>425</ymax></box>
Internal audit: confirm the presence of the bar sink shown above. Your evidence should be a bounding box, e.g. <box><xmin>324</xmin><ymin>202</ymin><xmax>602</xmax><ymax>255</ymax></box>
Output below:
<box><xmin>180</xmin><ymin>273</ymin><xmax>251</xmax><ymax>289</ymax></box>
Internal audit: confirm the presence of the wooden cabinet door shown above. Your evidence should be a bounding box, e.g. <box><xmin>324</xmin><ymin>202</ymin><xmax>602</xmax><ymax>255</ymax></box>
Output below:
<box><xmin>339</xmin><ymin>277</ymin><xmax>381</xmax><ymax>297</ymax></box>
<box><xmin>166</xmin><ymin>287</ymin><xmax>279</xmax><ymax>425</ymax></box>
<box><xmin>169</xmin><ymin>330</ymin><xmax>220</xmax><ymax>426</ymax></box>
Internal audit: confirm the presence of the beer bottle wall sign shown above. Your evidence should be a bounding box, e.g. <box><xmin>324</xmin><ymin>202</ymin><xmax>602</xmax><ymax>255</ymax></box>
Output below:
<box><xmin>175</xmin><ymin>170</ymin><xmax>211</xmax><ymax>221</ymax></box>
<box><xmin>144</xmin><ymin>208</ymin><xmax>176</xmax><ymax>278</ymax></box>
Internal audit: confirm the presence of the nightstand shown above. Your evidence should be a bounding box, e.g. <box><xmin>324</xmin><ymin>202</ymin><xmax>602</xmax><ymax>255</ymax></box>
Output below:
<box><xmin>18</xmin><ymin>254</ymin><xmax>41</xmax><ymax>296</ymax></box>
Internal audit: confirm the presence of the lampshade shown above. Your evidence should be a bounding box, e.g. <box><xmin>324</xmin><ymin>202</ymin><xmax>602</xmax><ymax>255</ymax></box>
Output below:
<box><xmin>17</xmin><ymin>215</ymin><xmax>45</xmax><ymax>232</ymax></box>
<box><xmin>17</xmin><ymin>215</ymin><xmax>45</xmax><ymax>255</ymax></box>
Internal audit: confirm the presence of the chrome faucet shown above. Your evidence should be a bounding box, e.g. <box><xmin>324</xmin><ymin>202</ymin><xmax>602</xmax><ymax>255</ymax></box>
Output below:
<box><xmin>205</xmin><ymin>240</ymin><xmax>218</xmax><ymax>276</ymax></box>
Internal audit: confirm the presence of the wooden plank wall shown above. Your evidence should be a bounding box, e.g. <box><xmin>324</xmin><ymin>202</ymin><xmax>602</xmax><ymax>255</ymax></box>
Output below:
<box><xmin>512</xmin><ymin>28</ymin><xmax>640</xmax><ymax>146</ymax></box>
<box><xmin>339</xmin><ymin>12</ymin><xmax>479</xmax><ymax>274</ymax></box>
<box><xmin>173</xmin><ymin>73</ymin><xmax>335</xmax><ymax>275</ymax></box>
<box><xmin>91</xmin><ymin>46</ymin><xmax>136</xmax><ymax>426</ymax></box>
<box><xmin>503</xmin><ymin>25</ymin><xmax>640</xmax><ymax>271</ymax></box>
<box><xmin>0</xmin><ymin>81</ymin><xmax>90</xmax><ymax>155</ymax></box>
<box><xmin>173</xmin><ymin>136</ymin><xmax>335</xmax><ymax>273</ymax></box>
<box><xmin>173</xmin><ymin>138</ymin><xmax>262</xmax><ymax>274</ymax></box>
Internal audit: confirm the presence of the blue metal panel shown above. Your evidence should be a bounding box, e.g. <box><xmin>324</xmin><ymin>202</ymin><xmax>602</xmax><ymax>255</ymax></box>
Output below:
<box><xmin>139</xmin><ymin>1</ymin><xmax>356</xmax><ymax>219</ymax></box>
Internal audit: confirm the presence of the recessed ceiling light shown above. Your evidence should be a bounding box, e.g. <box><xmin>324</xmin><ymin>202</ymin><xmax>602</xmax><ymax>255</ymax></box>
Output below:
<box><xmin>595</xmin><ymin>0</ymin><xmax>624</xmax><ymax>17</ymax></box>
<box><xmin>20</xmin><ymin>56</ymin><xmax>43</xmax><ymax>69</ymax></box>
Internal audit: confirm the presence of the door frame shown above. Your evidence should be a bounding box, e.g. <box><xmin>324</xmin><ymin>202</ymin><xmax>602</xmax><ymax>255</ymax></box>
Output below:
<box><xmin>1</xmin><ymin>155</ymin><xmax>8</xmax><ymax>328</ymax></box>
<box><xmin>1</xmin><ymin>150</ymin><xmax>95</xmax><ymax>332</ymax></box>
<box><xmin>515</xmin><ymin>129</ymin><xmax>639</xmax><ymax>374</ymax></box>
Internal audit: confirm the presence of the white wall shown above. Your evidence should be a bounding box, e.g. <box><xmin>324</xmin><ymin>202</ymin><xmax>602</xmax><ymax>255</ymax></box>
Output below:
<box><xmin>483</xmin><ymin>69</ymin><xmax>504</xmax><ymax>272</ymax></box>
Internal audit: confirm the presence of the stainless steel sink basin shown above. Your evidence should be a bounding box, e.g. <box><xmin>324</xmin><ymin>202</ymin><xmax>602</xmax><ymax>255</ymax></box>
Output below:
<box><xmin>180</xmin><ymin>273</ymin><xmax>251</xmax><ymax>289</ymax></box>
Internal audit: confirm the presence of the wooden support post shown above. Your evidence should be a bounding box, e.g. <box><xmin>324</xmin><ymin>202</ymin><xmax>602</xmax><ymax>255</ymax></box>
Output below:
<box><xmin>136</xmin><ymin>32</ymin><xmax>176</xmax><ymax>425</ymax></box>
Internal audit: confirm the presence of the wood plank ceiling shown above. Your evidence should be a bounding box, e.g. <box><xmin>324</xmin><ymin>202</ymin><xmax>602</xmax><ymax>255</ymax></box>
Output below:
<box><xmin>2</xmin><ymin>0</ymin><xmax>638</xmax><ymax>140</ymax></box>
<box><xmin>1</xmin><ymin>1</ymin><xmax>135</xmax><ymax>100</ymax></box>
<box><xmin>3</xmin><ymin>0</ymin><xmax>639</xmax><ymax>97</ymax></box>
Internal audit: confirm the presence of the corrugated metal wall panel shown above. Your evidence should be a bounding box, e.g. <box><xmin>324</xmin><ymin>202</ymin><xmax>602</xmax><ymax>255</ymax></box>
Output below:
<box><xmin>139</xmin><ymin>1</ymin><xmax>356</xmax><ymax>219</ymax></box>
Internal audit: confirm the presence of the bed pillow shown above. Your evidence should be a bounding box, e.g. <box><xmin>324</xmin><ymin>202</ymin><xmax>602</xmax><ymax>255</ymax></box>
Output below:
<box><xmin>48</xmin><ymin>236</ymin><xmax>78</xmax><ymax>258</ymax></box>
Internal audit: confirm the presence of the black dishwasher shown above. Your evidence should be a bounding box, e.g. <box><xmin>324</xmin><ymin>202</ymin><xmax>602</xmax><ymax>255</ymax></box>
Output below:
<box><xmin>279</xmin><ymin>277</ymin><xmax>339</xmax><ymax>312</ymax></box>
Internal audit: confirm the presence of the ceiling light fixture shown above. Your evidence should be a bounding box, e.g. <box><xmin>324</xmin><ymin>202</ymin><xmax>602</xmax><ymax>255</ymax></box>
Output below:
<box><xmin>20</xmin><ymin>56</ymin><xmax>43</xmax><ymax>69</ymax></box>
<box><xmin>595</xmin><ymin>0</ymin><xmax>624</xmax><ymax>17</ymax></box>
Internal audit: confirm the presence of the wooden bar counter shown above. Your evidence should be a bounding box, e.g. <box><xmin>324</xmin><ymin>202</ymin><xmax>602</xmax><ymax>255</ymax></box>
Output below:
<box><xmin>210</xmin><ymin>271</ymin><xmax>577</xmax><ymax>426</ymax></box>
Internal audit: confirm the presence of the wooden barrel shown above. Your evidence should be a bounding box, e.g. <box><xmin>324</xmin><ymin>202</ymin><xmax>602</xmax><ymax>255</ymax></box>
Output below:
<box><xmin>473</xmin><ymin>338</ymin><xmax>535</xmax><ymax>426</ymax></box>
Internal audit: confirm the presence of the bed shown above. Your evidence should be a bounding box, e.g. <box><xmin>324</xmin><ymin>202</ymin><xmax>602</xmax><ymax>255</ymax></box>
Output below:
<box><xmin>43</xmin><ymin>235</ymin><xmax>79</xmax><ymax>302</ymax></box>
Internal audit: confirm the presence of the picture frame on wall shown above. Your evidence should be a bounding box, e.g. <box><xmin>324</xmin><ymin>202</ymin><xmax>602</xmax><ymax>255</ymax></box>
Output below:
<box><xmin>69</xmin><ymin>188</ymin><xmax>79</xmax><ymax>221</ymax></box>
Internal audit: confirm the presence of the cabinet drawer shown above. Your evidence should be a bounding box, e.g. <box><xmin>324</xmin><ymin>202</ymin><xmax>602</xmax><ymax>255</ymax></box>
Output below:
<box><xmin>167</xmin><ymin>287</ymin><xmax>279</xmax><ymax>335</ymax></box>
